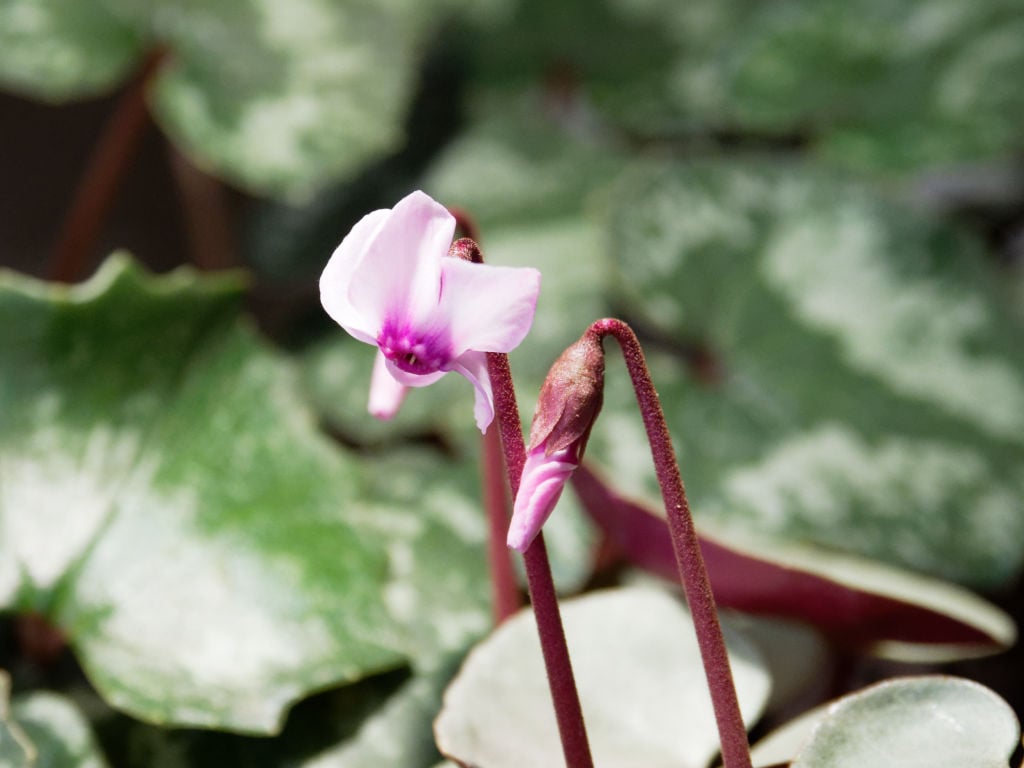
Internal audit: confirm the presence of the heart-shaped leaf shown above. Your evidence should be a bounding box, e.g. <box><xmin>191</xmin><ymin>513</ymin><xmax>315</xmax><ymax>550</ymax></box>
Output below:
<box><xmin>0</xmin><ymin>256</ymin><xmax>407</xmax><ymax>733</ymax></box>
<box><xmin>788</xmin><ymin>676</ymin><xmax>1019</xmax><ymax>768</ymax></box>
<box><xmin>597</xmin><ymin>160</ymin><xmax>1024</xmax><ymax>588</ymax></box>
<box><xmin>434</xmin><ymin>586</ymin><xmax>771</xmax><ymax>768</ymax></box>
<box><xmin>0</xmin><ymin>0</ymin><xmax>462</xmax><ymax>198</ymax></box>
<box><xmin>0</xmin><ymin>0</ymin><xmax>143</xmax><ymax>100</ymax></box>
<box><xmin>99</xmin><ymin>441</ymin><xmax>502</xmax><ymax>767</ymax></box>
<box><xmin>573</xmin><ymin>464</ymin><xmax>1015</xmax><ymax>661</ymax></box>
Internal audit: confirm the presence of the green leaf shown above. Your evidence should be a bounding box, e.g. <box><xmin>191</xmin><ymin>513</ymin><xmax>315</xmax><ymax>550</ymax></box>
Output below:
<box><xmin>0</xmin><ymin>673</ymin><xmax>34</xmax><ymax>768</ymax></box>
<box><xmin>435</xmin><ymin>586</ymin><xmax>771</xmax><ymax>768</ymax></box>
<box><xmin>11</xmin><ymin>691</ymin><xmax>110</xmax><ymax>768</ymax></box>
<box><xmin>790</xmin><ymin>676</ymin><xmax>1020</xmax><ymax>768</ymax></box>
<box><xmin>0</xmin><ymin>0</ymin><xmax>462</xmax><ymax>198</ymax></box>
<box><xmin>0</xmin><ymin>0</ymin><xmax>144</xmax><ymax>100</ymax></box>
<box><xmin>149</xmin><ymin>0</ymin><xmax>426</xmax><ymax>199</ymax></box>
<box><xmin>0</xmin><ymin>255</ymin><xmax>407</xmax><ymax>733</ymax></box>
<box><xmin>609</xmin><ymin>0</ymin><xmax>1024</xmax><ymax>172</ymax></box>
<box><xmin>103</xmin><ymin>443</ymin><xmax>496</xmax><ymax>767</ymax></box>
<box><xmin>106</xmin><ymin>666</ymin><xmax>450</xmax><ymax>768</ymax></box>
<box><xmin>600</xmin><ymin>160</ymin><xmax>1024</xmax><ymax>587</ymax></box>
<box><xmin>462</xmin><ymin>0</ymin><xmax>677</xmax><ymax>116</ymax></box>
<box><xmin>355</xmin><ymin>449</ymin><xmax>494</xmax><ymax>664</ymax></box>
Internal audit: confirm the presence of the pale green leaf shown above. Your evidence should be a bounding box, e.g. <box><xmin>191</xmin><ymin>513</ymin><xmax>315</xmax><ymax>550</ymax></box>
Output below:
<box><xmin>601</xmin><ymin>160</ymin><xmax>1024</xmax><ymax>587</ymax></box>
<box><xmin>0</xmin><ymin>673</ymin><xmax>34</xmax><ymax>768</ymax></box>
<box><xmin>608</xmin><ymin>0</ymin><xmax>1024</xmax><ymax>172</ymax></box>
<box><xmin>792</xmin><ymin>676</ymin><xmax>1020</xmax><ymax>768</ymax></box>
<box><xmin>0</xmin><ymin>0</ymin><xmax>143</xmax><ymax>100</ymax></box>
<box><xmin>11</xmin><ymin>692</ymin><xmax>110</xmax><ymax>768</ymax></box>
<box><xmin>435</xmin><ymin>586</ymin><xmax>771</xmax><ymax>768</ymax></box>
<box><xmin>0</xmin><ymin>255</ymin><xmax>406</xmax><ymax>733</ymax></box>
<box><xmin>149</xmin><ymin>0</ymin><xmax>424</xmax><ymax>199</ymax></box>
<box><xmin>0</xmin><ymin>0</ymin><xmax>462</xmax><ymax>198</ymax></box>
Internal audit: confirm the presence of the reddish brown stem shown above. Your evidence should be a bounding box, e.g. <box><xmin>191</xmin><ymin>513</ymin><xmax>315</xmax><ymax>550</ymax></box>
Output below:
<box><xmin>15</xmin><ymin>613</ymin><xmax>66</xmax><ymax>666</ymax></box>
<box><xmin>481</xmin><ymin>422</ymin><xmax>522</xmax><ymax>623</ymax></box>
<box><xmin>449</xmin><ymin>206</ymin><xmax>481</xmax><ymax>243</ymax></box>
<box><xmin>49</xmin><ymin>48</ymin><xmax>168</xmax><ymax>283</ymax></box>
<box><xmin>591</xmin><ymin>318</ymin><xmax>752</xmax><ymax>768</ymax></box>
<box><xmin>167</xmin><ymin>144</ymin><xmax>238</xmax><ymax>271</ymax></box>
<box><xmin>486</xmin><ymin>351</ymin><xmax>595</xmax><ymax>768</ymax></box>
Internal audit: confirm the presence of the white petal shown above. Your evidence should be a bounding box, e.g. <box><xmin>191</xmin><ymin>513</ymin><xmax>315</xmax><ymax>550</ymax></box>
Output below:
<box><xmin>319</xmin><ymin>208</ymin><xmax>390</xmax><ymax>341</ymax></box>
<box><xmin>451</xmin><ymin>350</ymin><xmax>495</xmax><ymax>432</ymax></box>
<box><xmin>347</xmin><ymin>190</ymin><xmax>455</xmax><ymax>331</ymax></box>
<box><xmin>441</xmin><ymin>259</ymin><xmax>541</xmax><ymax>356</ymax></box>
<box><xmin>368</xmin><ymin>351</ymin><xmax>409</xmax><ymax>420</ymax></box>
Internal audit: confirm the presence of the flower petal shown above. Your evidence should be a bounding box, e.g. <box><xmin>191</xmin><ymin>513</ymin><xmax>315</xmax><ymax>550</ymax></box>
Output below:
<box><xmin>507</xmin><ymin>445</ymin><xmax>578</xmax><ymax>552</ymax></box>
<box><xmin>440</xmin><ymin>259</ymin><xmax>541</xmax><ymax>356</ymax></box>
<box><xmin>347</xmin><ymin>190</ymin><xmax>455</xmax><ymax>331</ymax></box>
<box><xmin>368</xmin><ymin>350</ymin><xmax>409</xmax><ymax>420</ymax></box>
<box><xmin>451</xmin><ymin>350</ymin><xmax>495</xmax><ymax>432</ymax></box>
<box><xmin>319</xmin><ymin>208</ymin><xmax>390</xmax><ymax>342</ymax></box>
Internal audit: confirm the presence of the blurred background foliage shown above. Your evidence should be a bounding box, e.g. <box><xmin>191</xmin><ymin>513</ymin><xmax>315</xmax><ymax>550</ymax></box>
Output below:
<box><xmin>1</xmin><ymin>0</ymin><xmax>1024</xmax><ymax>764</ymax></box>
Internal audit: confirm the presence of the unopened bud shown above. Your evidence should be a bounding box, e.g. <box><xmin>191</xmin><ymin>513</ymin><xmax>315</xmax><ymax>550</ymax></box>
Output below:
<box><xmin>508</xmin><ymin>330</ymin><xmax>606</xmax><ymax>552</ymax></box>
<box><xmin>447</xmin><ymin>237</ymin><xmax>482</xmax><ymax>263</ymax></box>
<box><xmin>528</xmin><ymin>331</ymin><xmax>605</xmax><ymax>456</ymax></box>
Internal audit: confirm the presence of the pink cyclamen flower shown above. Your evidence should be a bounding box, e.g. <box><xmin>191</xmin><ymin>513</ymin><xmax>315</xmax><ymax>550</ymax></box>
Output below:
<box><xmin>320</xmin><ymin>190</ymin><xmax>540</xmax><ymax>431</ymax></box>
<box><xmin>508</xmin><ymin>330</ymin><xmax>605</xmax><ymax>551</ymax></box>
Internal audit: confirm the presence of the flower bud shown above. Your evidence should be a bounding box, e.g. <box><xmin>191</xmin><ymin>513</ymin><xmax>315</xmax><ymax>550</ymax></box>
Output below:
<box><xmin>508</xmin><ymin>331</ymin><xmax>605</xmax><ymax>552</ymax></box>
<box><xmin>447</xmin><ymin>237</ymin><xmax>482</xmax><ymax>263</ymax></box>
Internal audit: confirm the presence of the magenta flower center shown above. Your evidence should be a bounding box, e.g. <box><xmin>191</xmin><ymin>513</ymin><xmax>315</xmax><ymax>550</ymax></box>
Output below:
<box><xmin>378</xmin><ymin>320</ymin><xmax>453</xmax><ymax>375</ymax></box>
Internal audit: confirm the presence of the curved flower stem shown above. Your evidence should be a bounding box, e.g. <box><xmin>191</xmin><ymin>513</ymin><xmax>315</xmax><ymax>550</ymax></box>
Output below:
<box><xmin>486</xmin><ymin>352</ymin><xmax>594</xmax><ymax>768</ymax></box>
<box><xmin>450</xmin><ymin>212</ymin><xmax>522</xmax><ymax>624</ymax></box>
<box><xmin>481</xmin><ymin>422</ymin><xmax>522</xmax><ymax>623</ymax></box>
<box><xmin>50</xmin><ymin>47</ymin><xmax>169</xmax><ymax>283</ymax></box>
<box><xmin>591</xmin><ymin>318</ymin><xmax>752</xmax><ymax>768</ymax></box>
<box><xmin>449</xmin><ymin>206</ymin><xmax>481</xmax><ymax>243</ymax></box>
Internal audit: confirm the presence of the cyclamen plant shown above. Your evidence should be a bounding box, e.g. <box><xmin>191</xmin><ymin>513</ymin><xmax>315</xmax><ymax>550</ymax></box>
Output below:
<box><xmin>320</xmin><ymin>191</ymin><xmax>751</xmax><ymax>768</ymax></box>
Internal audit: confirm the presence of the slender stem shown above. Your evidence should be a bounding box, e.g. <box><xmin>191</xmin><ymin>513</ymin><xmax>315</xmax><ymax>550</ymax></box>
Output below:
<box><xmin>449</xmin><ymin>206</ymin><xmax>481</xmax><ymax>243</ymax></box>
<box><xmin>49</xmin><ymin>48</ymin><xmax>169</xmax><ymax>283</ymax></box>
<box><xmin>592</xmin><ymin>318</ymin><xmax>752</xmax><ymax>768</ymax></box>
<box><xmin>453</xmin><ymin>213</ymin><xmax>522</xmax><ymax>624</ymax></box>
<box><xmin>486</xmin><ymin>353</ymin><xmax>594</xmax><ymax>768</ymax></box>
<box><xmin>523</xmin><ymin>535</ymin><xmax>593</xmax><ymax>765</ymax></box>
<box><xmin>167</xmin><ymin>144</ymin><xmax>238</xmax><ymax>271</ymax></box>
<box><xmin>480</xmin><ymin>423</ymin><xmax>522</xmax><ymax>623</ymax></box>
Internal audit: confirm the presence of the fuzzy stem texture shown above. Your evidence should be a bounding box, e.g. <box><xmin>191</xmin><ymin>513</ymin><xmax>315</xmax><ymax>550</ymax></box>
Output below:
<box><xmin>466</xmin><ymin>227</ymin><xmax>592</xmax><ymax>768</ymax></box>
<box><xmin>486</xmin><ymin>353</ymin><xmax>594</xmax><ymax>768</ymax></box>
<box><xmin>50</xmin><ymin>48</ymin><xmax>168</xmax><ymax>283</ymax></box>
<box><xmin>591</xmin><ymin>318</ymin><xmax>752</xmax><ymax>768</ymax></box>
<box><xmin>481</xmin><ymin>422</ymin><xmax>522</xmax><ymax>623</ymax></box>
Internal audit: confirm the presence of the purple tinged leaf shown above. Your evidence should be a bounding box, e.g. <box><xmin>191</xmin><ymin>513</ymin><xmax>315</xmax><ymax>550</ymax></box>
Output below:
<box><xmin>572</xmin><ymin>464</ymin><xmax>1015</xmax><ymax>661</ymax></box>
